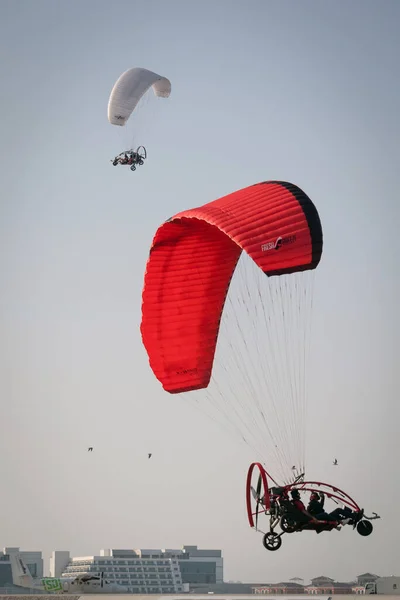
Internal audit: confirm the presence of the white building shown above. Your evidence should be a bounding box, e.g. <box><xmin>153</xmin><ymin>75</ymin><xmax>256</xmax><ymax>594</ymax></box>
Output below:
<box><xmin>170</xmin><ymin>545</ymin><xmax>223</xmax><ymax>586</ymax></box>
<box><xmin>0</xmin><ymin>547</ymin><xmax>43</xmax><ymax>588</ymax></box>
<box><xmin>51</xmin><ymin>545</ymin><xmax>223</xmax><ymax>593</ymax></box>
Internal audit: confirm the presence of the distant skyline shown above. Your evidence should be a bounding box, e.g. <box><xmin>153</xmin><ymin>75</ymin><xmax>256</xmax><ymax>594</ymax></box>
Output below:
<box><xmin>1</xmin><ymin>0</ymin><xmax>399</xmax><ymax>583</ymax></box>
<box><xmin>3</xmin><ymin>545</ymin><xmax>381</xmax><ymax>584</ymax></box>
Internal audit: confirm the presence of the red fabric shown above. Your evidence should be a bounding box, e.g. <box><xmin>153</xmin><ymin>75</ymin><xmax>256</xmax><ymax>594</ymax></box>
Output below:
<box><xmin>141</xmin><ymin>181</ymin><xmax>322</xmax><ymax>393</ymax></box>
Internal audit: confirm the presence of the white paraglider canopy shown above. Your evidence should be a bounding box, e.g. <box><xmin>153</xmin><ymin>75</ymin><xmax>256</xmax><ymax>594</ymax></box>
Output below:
<box><xmin>108</xmin><ymin>67</ymin><xmax>171</xmax><ymax>127</ymax></box>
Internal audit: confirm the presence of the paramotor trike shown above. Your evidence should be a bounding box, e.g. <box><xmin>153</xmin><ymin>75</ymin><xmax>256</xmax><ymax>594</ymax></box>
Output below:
<box><xmin>246</xmin><ymin>462</ymin><xmax>381</xmax><ymax>551</ymax></box>
<box><xmin>111</xmin><ymin>146</ymin><xmax>147</xmax><ymax>171</ymax></box>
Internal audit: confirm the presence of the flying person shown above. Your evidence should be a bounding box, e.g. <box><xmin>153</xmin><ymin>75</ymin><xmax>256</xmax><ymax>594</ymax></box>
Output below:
<box><xmin>307</xmin><ymin>492</ymin><xmax>354</xmax><ymax>524</ymax></box>
<box><xmin>290</xmin><ymin>490</ymin><xmax>324</xmax><ymax>525</ymax></box>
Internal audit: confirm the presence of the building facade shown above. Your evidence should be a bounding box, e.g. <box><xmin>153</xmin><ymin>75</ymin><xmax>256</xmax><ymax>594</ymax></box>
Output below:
<box><xmin>357</xmin><ymin>573</ymin><xmax>379</xmax><ymax>587</ymax></box>
<box><xmin>310</xmin><ymin>576</ymin><xmax>335</xmax><ymax>587</ymax></box>
<box><xmin>52</xmin><ymin>545</ymin><xmax>223</xmax><ymax>594</ymax></box>
<box><xmin>252</xmin><ymin>573</ymin><xmax>383</xmax><ymax>596</ymax></box>
<box><xmin>0</xmin><ymin>547</ymin><xmax>43</xmax><ymax>587</ymax></box>
<box><xmin>252</xmin><ymin>582</ymin><xmax>305</xmax><ymax>594</ymax></box>
<box><xmin>176</xmin><ymin>545</ymin><xmax>223</xmax><ymax>586</ymax></box>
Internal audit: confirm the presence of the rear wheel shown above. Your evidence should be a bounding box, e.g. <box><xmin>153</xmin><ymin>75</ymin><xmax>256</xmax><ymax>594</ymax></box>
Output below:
<box><xmin>262</xmin><ymin>532</ymin><xmax>282</xmax><ymax>551</ymax></box>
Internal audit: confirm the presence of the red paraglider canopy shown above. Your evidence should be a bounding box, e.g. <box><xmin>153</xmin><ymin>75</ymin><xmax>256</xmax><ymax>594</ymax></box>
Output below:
<box><xmin>141</xmin><ymin>181</ymin><xmax>323</xmax><ymax>394</ymax></box>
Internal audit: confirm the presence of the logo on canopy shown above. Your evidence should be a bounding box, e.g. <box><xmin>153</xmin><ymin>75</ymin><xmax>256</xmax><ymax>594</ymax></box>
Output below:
<box><xmin>261</xmin><ymin>235</ymin><xmax>296</xmax><ymax>252</ymax></box>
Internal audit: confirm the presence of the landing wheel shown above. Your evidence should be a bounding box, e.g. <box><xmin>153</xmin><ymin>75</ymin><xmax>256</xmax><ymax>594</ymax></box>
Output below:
<box><xmin>280</xmin><ymin>515</ymin><xmax>296</xmax><ymax>533</ymax></box>
<box><xmin>130</xmin><ymin>164</ymin><xmax>136</xmax><ymax>171</ymax></box>
<box><xmin>262</xmin><ymin>532</ymin><xmax>282</xmax><ymax>551</ymax></box>
<box><xmin>357</xmin><ymin>520</ymin><xmax>373</xmax><ymax>536</ymax></box>
<box><xmin>112</xmin><ymin>160</ymin><xmax>118</xmax><ymax>166</ymax></box>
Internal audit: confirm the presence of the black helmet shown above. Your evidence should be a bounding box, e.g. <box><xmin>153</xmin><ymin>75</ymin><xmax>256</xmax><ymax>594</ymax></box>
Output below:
<box><xmin>291</xmin><ymin>489</ymin><xmax>300</xmax><ymax>499</ymax></box>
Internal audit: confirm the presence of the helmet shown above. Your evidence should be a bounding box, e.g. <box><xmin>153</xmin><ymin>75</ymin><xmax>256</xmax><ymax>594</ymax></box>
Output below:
<box><xmin>291</xmin><ymin>489</ymin><xmax>300</xmax><ymax>500</ymax></box>
<box><xmin>310</xmin><ymin>492</ymin><xmax>319</xmax><ymax>501</ymax></box>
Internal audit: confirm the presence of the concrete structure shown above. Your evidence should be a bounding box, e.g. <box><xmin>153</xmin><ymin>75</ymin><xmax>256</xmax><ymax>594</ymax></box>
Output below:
<box><xmin>3</xmin><ymin>596</ymin><xmax>400</xmax><ymax>600</ymax></box>
<box><xmin>177</xmin><ymin>545</ymin><xmax>223</xmax><ymax>586</ymax></box>
<box><xmin>252</xmin><ymin>582</ymin><xmax>305</xmax><ymax>594</ymax></box>
<box><xmin>365</xmin><ymin>577</ymin><xmax>400</xmax><ymax>595</ymax></box>
<box><xmin>306</xmin><ymin>582</ymin><xmax>353</xmax><ymax>595</ymax></box>
<box><xmin>357</xmin><ymin>574</ymin><xmax>379</xmax><ymax>587</ymax></box>
<box><xmin>305</xmin><ymin>576</ymin><xmax>354</xmax><ymax>595</ymax></box>
<box><xmin>0</xmin><ymin>548</ymin><xmax>43</xmax><ymax>587</ymax></box>
<box><xmin>52</xmin><ymin>545</ymin><xmax>222</xmax><ymax>594</ymax></box>
<box><xmin>310</xmin><ymin>576</ymin><xmax>335</xmax><ymax>587</ymax></box>
<box><xmin>252</xmin><ymin>576</ymin><xmax>384</xmax><ymax>596</ymax></box>
<box><xmin>49</xmin><ymin>551</ymin><xmax>70</xmax><ymax>579</ymax></box>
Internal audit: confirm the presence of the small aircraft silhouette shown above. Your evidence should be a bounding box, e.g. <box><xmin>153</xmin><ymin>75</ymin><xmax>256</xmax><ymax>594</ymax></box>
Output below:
<box><xmin>333</xmin><ymin>458</ymin><xmax>338</xmax><ymax>466</ymax></box>
<box><xmin>148</xmin><ymin>453</ymin><xmax>152</xmax><ymax>459</ymax></box>
<box><xmin>88</xmin><ymin>447</ymin><xmax>93</xmax><ymax>452</ymax></box>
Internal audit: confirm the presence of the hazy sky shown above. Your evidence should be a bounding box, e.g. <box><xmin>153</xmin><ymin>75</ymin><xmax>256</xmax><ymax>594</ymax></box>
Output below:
<box><xmin>0</xmin><ymin>0</ymin><xmax>399</xmax><ymax>584</ymax></box>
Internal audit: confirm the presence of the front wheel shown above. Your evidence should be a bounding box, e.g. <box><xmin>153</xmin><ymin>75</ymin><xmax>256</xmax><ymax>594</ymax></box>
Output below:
<box><xmin>262</xmin><ymin>532</ymin><xmax>282</xmax><ymax>551</ymax></box>
<box><xmin>130</xmin><ymin>165</ymin><xmax>136</xmax><ymax>171</ymax></box>
<box><xmin>357</xmin><ymin>520</ymin><xmax>373</xmax><ymax>536</ymax></box>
